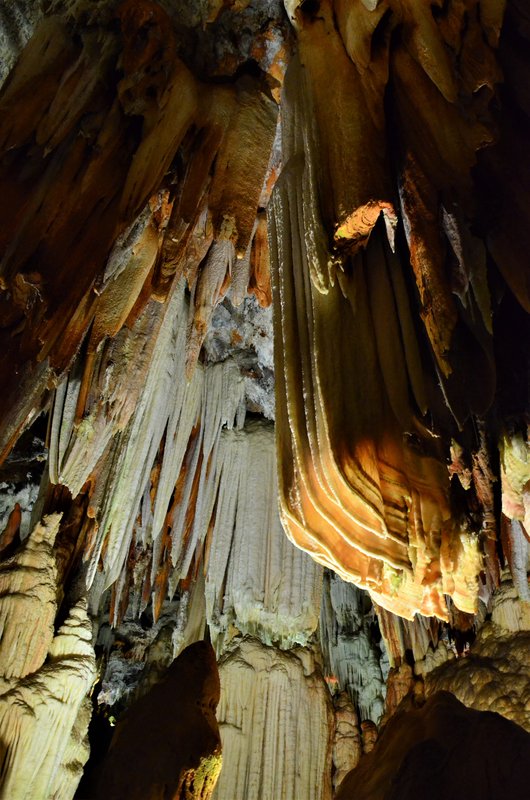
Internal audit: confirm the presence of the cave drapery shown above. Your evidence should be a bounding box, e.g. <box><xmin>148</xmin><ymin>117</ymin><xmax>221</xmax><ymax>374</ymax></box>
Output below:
<box><xmin>0</xmin><ymin>0</ymin><xmax>529</xmax><ymax>798</ymax></box>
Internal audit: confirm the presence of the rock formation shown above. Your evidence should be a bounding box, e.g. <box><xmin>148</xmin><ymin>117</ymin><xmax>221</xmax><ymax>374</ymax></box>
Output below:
<box><xmin>335</xmin><ymin>691</ymin><xmax>530</xmax><ymax>800</ymax></box>
<box><xmin>94</xmin><ymin>641</ymin><xmax>222</xmax><ymax>800</ymax></box>
<box><xmin>424</xmin><ymin>578</ymin><xmax>530</xmax><ymax>731</ymax></box>
<box><xmin>270</xmin><ymin>0</ymin><xmax>528</xmax><ymax>621</ymax></box>
<box><xmin>0</xmin><ymin>0</ymin><xmax>528</xmax><ymax>798</ymax></box>
<box><xmin>213</xmin><ymin>637</ymin><xmax>333</xmax><ymax>800</ymax></box>
<box><xmin>0</xmin><ymin>515</ymin><xmax>96</xmax><ymax>800</ymax></box>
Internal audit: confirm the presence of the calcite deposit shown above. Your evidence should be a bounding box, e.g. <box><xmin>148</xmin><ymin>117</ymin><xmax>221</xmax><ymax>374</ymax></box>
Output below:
<box><xmin>270</xmin><ymin>0</ymin><xmax>529</xmax><ymax>624</ymax></box>
<box><xmin>0</xmin><ymin>0</ymin><xmax>279</xmax><ymax>467</ymax></box>
<box><xmin>0</xmin><ymin>516</ymin><xmax>96</xmax><ymax>800</ymax></box>
<box><xmin>424</xmin><ymin>579</ymin><xmax>530</xmax><ymax>731</ymax></box>
<box><xmin>0</xmin><ymin>0</ymin><xmax>528</xmax><ymax>798</ymax></box>
<box><xmin>213</xmin><ymin>637</ymin><xmax>333</xmax><ymax>800</ymax></box>
<box><xmin>204</xmin><ymin>421</ymin><xmax>323</xmax><ymax>651</ymax></box>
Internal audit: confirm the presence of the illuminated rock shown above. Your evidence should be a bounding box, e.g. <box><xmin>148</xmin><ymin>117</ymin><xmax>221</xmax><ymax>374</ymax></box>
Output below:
<box><xmin>213</xmin><ymin>637</ymin><xmax>333</xmax><ymax>800</ymax></box>
<box><xmin>270</xmin><ymin>0</ymin><xmax>509</xmax><ymax>622</ymax></box>
<box><xmin>425</xmin><ymin>580</ymin><xmax>530</xmax><ymax>731</ymax></box>
<box><xmin>0</xmin><ymin>514</ymin><xmax>96</xmax><ymax>800</ymax></box>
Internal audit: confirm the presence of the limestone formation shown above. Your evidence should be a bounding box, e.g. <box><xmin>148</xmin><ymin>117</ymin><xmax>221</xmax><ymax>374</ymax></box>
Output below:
<box><xmin>269</xmin><ymin>0</ymin><xmax>528</xmax><ymax>623</ymax></box>
<box><xmin>332</xmin><ymin>692</ymin><xmax>362</xmax><ymax>794</ymax></box>
<box><xmin>213</xmin><ymin>637</ymin><xmax>333</xmax><ymax>800</ymax></box>
<box><xmin>205</xmin><ymin>421</ymin><xmax>323</xmax><ymax>651</ymax></box>
<box><xmin>0</xmin><ymin>516</ymin><xmax>96</xmax><ymax>800</ymax></box>
<box><xmin>424</xmin><ymin>580</ymin><xmax>530</xmax><ymax>731</ymax></box>
<box><xmin>0</xmin><ymin>1</ymin><xmax>528</xmax><ymax>798</ymax></box>
<box><xmin>319</xmin><ymin>571</ymin><xmax>386</xmax><ymax>722</ymax></box>
<box><xmin>0</xmin><ymin>0</ymin><xmax>278</xmax><ymax>467</ymax></box>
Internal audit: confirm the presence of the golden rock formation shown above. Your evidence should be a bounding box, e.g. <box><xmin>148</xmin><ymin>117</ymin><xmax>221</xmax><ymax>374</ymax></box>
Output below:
<box><xmin>270</xmin><ymin>0</ymin><xmax>527</xmax><ymax>621</ymax></box>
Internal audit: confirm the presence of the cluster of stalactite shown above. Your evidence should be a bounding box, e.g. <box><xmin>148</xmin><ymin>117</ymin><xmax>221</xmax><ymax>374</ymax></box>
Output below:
<box><xmin>0</xmin><ymin>0</ymin><xmax>290</xmax><ymax>629</ymax></box>
<box><xmin>0</xmin><ymin>0</ymin><xmax>282</xmax><ymax>467</ymax></box>
<box><xmin>270</xmin><ymin>0</ymin><xmax>530</xmax><ymax>621</ymax></box>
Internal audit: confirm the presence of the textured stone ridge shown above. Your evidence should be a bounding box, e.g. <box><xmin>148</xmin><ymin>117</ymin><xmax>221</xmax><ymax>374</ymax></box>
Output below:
<box><xmin>0</xmin><ymin>515</ymin><xmax>96</xmax><ymax>800</ymax></box>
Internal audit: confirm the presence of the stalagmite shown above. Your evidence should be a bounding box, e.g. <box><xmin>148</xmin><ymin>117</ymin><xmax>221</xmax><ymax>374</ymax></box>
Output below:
<box><xmin>0</xmin><ymin>515</ymin><xmax>96</xmax><ymax>800</ymax></box>
<box><xmin>0</xmin><ymin>514</ymin><xmax>60</xmax><ymax>681</ymax></box>
<box><xmin>332</xmin><ymin>692</ymin><xmax>362</xmax><ymax>794</ymax></box>
<box><xmin>213</xmin><ymin>637</ymin><xmax>333</xmax><ymax>800</ymax></box>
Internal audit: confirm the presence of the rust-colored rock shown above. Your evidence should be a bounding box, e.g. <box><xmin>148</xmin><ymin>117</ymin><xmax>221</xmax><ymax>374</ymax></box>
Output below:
<box><xmin>270</xmin><ymin>0</ymin><xmax>526</xmax><ymax>623</ymax></box>
<box><xmin>336</xmin><ymin>692</ymin><xmax>530</xmax><ymax>800</ymax></box>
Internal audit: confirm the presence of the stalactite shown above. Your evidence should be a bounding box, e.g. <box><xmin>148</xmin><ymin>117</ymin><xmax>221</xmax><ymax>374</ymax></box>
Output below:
<box><xmin>269</xmin><ymin>0</ymin><xmax>519</xmax><ymax>623</ymax></box>
<box><xmin>45</xmin><ymin>279</ymin><xmax>251</xmax><ymax>616</ymax></box>
<box><xmin>205</xmin><ymin>421</ymin><xmax>322</xmax><ymax>652</ymax></box>
<box><xmin>0</xmin><ymin>0</ymin><xmax>278</xmax><ymax>467</ymax></box>
<box><xmin>0</xmin><ymin>2</ymin><xmax>529</xmax><ymax>796</ymax></box>
<box><xmin>319</xmin><ymin>571</ymin><xmax>386</xmax><ymax>723</ymax></box>
<box><xmin>375</xmin><ymin>604</ymin><xmax>442</xmax><ymax>667</ymax></box>
<box><xmin>270</xmin><ymin>70</ymin><xmax>483</xmax><ymax>620</ymax></box>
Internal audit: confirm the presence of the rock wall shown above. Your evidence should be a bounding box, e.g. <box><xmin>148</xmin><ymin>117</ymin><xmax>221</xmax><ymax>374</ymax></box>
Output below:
<box><xmin>335</xmin><ymin>691</ymin><xmax>530</xmax><ymax>800</ymax></box>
